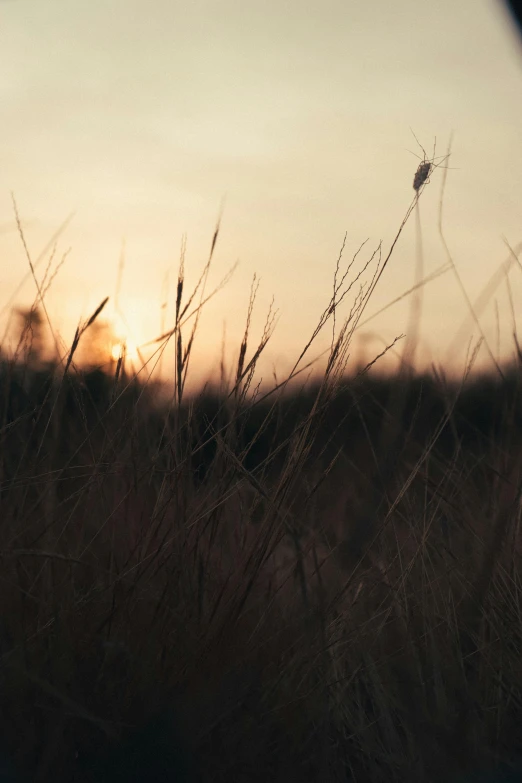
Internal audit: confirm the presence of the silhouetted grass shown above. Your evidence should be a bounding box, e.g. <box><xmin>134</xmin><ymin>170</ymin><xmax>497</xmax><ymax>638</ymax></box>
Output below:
<box><xmin>2</xmin><ymin>193</ymin><xmax>522</xmax><ymax>782</ymax></box>
<box><xmin>2</xmin><ymin>347</ymin><xmax>522</xmax><ymax>782</ymax></box>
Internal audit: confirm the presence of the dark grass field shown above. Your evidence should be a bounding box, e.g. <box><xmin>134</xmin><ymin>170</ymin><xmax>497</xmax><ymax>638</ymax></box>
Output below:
<box><xmin>2</xmin><ymin>349</ymin><xmax>522</xmax><ymax>782</ymax></box>
<box><xmin>2</xmin><ymin>190</ymin><xmax>522</xmax><ymax>781</ymax></box>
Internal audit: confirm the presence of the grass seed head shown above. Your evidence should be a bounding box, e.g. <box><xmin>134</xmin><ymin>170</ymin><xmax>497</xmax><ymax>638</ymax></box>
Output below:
<box><xmin>409</xmin><ymin>128</ymin><xmax>451</xmax><ymax>192</ymax></box>
<box><xmin>413</xmin><ymin>161</ymin><xmax>432</xmax><ymax>191</ymax></box>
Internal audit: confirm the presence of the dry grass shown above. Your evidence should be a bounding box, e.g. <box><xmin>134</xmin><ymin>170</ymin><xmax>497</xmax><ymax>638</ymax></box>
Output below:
<box><xmin>1</xmin><ymin>184</ymin><xmax>522</xmax><ymax>782</ymax></box>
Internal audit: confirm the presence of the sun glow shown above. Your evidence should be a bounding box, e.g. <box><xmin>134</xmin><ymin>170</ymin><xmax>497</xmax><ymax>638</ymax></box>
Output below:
<box><xmin>111</xmin><ymin>339</ymin><xmax>139</xmax><ymax>363</ymax></box>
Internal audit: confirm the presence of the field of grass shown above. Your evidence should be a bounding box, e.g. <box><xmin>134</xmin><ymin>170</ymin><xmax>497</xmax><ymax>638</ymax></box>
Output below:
<box><xmin>2</xmin><ymin>191</ymin><xmax>522</xmax><ymax>782</ymax></box>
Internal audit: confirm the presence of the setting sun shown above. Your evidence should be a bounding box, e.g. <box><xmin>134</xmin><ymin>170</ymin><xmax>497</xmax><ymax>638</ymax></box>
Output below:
<box><xmin>110</xmin><ymin>339</ymin><xmax>139</xmax><ymax>363</ymax></box>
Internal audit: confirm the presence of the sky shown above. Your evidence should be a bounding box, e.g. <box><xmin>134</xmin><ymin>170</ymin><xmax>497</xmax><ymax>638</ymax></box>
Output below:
<box><xmin>1</xmin><ymin>0</ymin><xmax>522</xmax><ymax>386</ymax></box>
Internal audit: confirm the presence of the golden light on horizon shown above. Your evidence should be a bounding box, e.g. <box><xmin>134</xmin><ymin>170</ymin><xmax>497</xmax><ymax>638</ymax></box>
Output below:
<box><xmin>110</xmin><ymin>338</ymin><xmax>139</xmax><ymax>364</ymax></box>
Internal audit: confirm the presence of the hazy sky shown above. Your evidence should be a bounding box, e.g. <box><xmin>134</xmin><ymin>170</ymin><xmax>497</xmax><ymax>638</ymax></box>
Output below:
<box><xmin>1</xmin><ymin>0</ymin><xmax>522</xmax><ymax>383</ymax></box>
